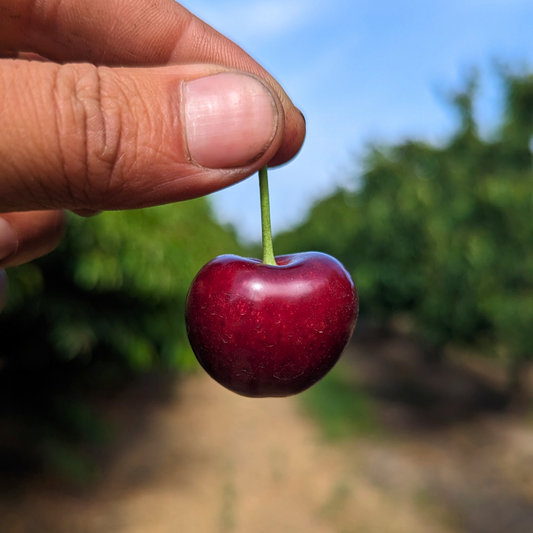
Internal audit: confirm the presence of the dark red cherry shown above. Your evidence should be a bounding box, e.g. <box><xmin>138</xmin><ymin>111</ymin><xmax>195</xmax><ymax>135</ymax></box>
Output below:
<box><xmin>185</xmin><ymin>252</ymin><xmax>358</xmax><ymax>397</ymax></box>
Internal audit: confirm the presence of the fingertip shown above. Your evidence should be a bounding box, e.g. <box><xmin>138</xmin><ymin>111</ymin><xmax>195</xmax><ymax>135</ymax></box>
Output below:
<box><xmin>0</xmin><ymin>218</ymin><xmax>18</xmax><ymax>263</ymax></box>
<box><xmin>0</xmin><ymin>211</ymin><xmax>66</xmax><ymax>269</ymax></box>
<box><xmin>269</xmin><ymin>104</ymin><xmax>306</xmax><ymax>167</ymax></box>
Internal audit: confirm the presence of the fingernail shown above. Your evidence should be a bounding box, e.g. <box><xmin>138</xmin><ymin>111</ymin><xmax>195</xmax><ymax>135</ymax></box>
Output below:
<box><xmin>0</xmin><ymin>218</ymin><xmax>18</xmax><ymax>261</ymax></box>
<box><xmin>184</xmin><ymin>73</ymin><xmax>278</xmax><ymax>168</ymax></box>
<box><xmin>71</xmin><ymin>209</ymin><xmax>102</xmax><ymax>218</ymax></box>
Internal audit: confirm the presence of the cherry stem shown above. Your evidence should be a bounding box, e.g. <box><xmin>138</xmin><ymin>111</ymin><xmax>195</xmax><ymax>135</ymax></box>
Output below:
<box><xmin>259</xmin><ymin>165</ymin><xmax>276</xmax><ymax>265</ymax></box>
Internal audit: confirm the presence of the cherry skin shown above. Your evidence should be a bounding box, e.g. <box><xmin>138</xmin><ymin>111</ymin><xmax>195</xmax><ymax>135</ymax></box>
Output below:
<box><xmin>185</xmin><ymin>252</ymin><xmax>358</xmax><ymax>397</ymax></box>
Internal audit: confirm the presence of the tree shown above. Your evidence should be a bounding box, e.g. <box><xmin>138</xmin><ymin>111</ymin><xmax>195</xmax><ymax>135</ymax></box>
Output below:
<box><xmin>276</xmin><ymin>71</ymin><xmax>533</xmax><ymax>399</ymax></box>
<box><xmin>0</xmin><ymin>199</ymin><xmax>241</xmax><ymax>477</ymax></box>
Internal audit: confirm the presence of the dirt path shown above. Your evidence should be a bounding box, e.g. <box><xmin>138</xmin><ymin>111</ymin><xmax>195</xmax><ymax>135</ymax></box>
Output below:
<box><xmin>4</xmin><ymin>329</ymin><xmax>533</xmax><ymax>533</ymax></box>
<box><xmin>0</xmin><ymin>370</ymin><xmax>455</xmax><ymax>533</ymax></box>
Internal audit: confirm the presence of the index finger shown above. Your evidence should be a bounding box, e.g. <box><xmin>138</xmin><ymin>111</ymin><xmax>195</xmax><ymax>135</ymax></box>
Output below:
<box><xmin>1</xmin><ymin>0</ymin><xmax>305</xmax><ymax>166</ymax></box>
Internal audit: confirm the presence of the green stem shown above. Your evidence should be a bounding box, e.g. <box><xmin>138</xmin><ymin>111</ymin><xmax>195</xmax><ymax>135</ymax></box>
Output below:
<box><xmin>259</xmin><ymin>165</ymin><xmax>276</xmax><ymax>265</ymax></box>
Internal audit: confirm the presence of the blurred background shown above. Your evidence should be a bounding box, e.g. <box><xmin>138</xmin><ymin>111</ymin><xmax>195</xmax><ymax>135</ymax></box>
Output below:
<box><xmin>2</xmin><ymin>1</ymin><xmax>533</xmax><ymax>532</ymax></box>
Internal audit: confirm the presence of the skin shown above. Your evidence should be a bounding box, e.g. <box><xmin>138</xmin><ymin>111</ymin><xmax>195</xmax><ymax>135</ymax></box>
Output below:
<box><xmin>0</xmin><ymin>0</ymin><xmax>306</xmax><ymax>269</ymax></box>
<box><xmin>185</xmin><ymin>253</ymin><xmax>358</xmax><ymax>397</ymax></box>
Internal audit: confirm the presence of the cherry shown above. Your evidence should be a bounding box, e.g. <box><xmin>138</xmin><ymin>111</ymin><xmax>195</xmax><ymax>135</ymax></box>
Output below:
<box><xmin>185</xmin><ymin>167</ymin><xmax>358</xmax><ymax>397</ymax></box>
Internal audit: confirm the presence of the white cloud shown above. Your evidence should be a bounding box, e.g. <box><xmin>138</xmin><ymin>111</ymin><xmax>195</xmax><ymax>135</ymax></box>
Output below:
<box><xmin>181</xmin><ymin>0</ymin><xmax>326</xmax><ymax>43</ymax></box>
<box><xmin>182</xmin><ymin>0</ymin><xmax>533</xmax><ymax>241</ymax></box>
<box><xmin>237</xmin><ymin>0</ymin><xmax>320</xmax><ymax>37</ymax></box>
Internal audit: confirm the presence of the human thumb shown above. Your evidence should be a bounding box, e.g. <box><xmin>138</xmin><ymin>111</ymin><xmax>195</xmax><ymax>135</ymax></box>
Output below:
<box><xmin>0</xmin><ymin>60</ymin><xmax>283</xmax><ymax>212</ymax></box>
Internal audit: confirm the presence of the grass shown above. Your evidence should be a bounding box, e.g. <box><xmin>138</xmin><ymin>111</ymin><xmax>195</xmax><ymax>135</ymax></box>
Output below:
<box><xmin>300</xmin><ymin>362</ymin><xmax>380</xmax><ymax>440</ymax></box>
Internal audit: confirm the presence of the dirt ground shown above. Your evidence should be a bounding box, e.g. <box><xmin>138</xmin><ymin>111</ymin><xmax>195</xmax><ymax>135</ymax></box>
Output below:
<box><xmin>2</xmin><ymin>332</ymin><xmax>533</xmax><ymax>533</ymax></box>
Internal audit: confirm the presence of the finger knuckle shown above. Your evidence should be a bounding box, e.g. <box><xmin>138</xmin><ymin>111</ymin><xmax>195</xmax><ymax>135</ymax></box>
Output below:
<box><xmin>53</xmin><ymin>63</ymin><xmax>135</xmax><ymax>207</ymax></box>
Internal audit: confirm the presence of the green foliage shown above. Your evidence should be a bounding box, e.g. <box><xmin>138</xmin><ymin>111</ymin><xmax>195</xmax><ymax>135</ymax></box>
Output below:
<box><xmin>0</xmin><ymin>199</ymin><xmax>241</xmax><ymax>478</ymax></box>
<box><xmin>277</xmin><ymin>71</ymin><xmax>533</xmax><ymax>372</ymax></box>
<box><xmin>301</xmin><ymin>364</ymin><xmax>378</xmax><ymax>440</ymax></box>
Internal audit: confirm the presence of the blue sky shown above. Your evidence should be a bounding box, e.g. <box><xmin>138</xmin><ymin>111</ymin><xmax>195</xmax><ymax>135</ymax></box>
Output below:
<box><xmin>179</xmin><ymin>0</ymin><xmax>533</xmax><ymax>242</ymax></box>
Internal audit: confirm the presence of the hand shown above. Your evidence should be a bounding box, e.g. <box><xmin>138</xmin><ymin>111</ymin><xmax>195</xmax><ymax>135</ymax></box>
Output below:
<box><xmin>0</xmin><ymin>0</ymin><xmax>306</xmax><ymax>270</ymax></box>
